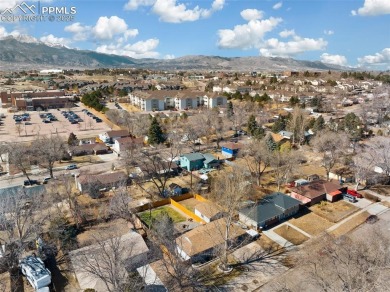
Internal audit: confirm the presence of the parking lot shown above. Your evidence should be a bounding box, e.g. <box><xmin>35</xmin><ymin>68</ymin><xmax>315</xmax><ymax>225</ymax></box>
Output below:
<box><xmin>0</xmin><ymin>106</ymin><xmax>112</xmax><ymax>143</ymax></box>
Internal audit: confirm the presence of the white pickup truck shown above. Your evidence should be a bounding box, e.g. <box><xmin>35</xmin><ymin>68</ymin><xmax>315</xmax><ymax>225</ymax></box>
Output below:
<box><xmin>19</xmin><ymin>255</ymin><xmax>51</xmax><ymax>292</ymax></box>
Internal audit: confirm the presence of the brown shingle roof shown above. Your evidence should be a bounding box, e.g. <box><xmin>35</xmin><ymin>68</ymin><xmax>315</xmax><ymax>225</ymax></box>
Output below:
<box><xmin>291</xmin><ymin>180</ymin><xmax>343</xmax><ymax>199</ymax></box>
<box><xmin>106</xmin><ymin>130</ymin><xmax>130</xmax><ymax>138</ymax></box>
<box><xmin>194</xmin><ymin>201</ymin><xmax>222</xmax><ymax>219</ymax></box>
<box><xmin>176</xmin><ymin>218</ymin><xmax>246</xmax><ymax>257</ymax></box>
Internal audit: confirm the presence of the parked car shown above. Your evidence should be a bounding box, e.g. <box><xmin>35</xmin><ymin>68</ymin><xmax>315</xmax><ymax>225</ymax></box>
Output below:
<box><xmin>65</xmin><ymin>164</ymin><xmax>77</xmax><ymax>170</ymax></box>
<box><xmin>347</xmin><ymin>189</ymin><xmax>363</xmax><ymax>198</ymax></box>
<box><xmin>366</xmin><ymin>215</ymin><xmax>379</xmax><ymax>224</ymax></box>
<box><xmin>23</xmin><ymin>179</ymin><xmax>40</xmax><ymax>186</ymax></box>
<box><xmin>42</xmin><ymin>177</ymin><xmax>52</xmax><ymax>184</ymax></box>
<box><xmin>343</xmin><ymin>194</ymin><xmax>357</xmax><ymax>203</ymax></box>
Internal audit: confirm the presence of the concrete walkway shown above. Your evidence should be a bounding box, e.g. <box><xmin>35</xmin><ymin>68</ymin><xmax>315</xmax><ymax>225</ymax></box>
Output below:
<box><xmin>262</xmin><ymin>229</ymin><xmax>294</xmax><ymax>249</ymax></box>
<box><xmin>284</xmin><ymin>222</ymin><xmax>312</xmax><ymax>238</ymax></box>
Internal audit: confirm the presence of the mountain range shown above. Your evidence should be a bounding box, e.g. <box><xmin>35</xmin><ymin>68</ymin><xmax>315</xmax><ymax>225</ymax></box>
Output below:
<box><xmin>0</xmin><ymin>35</ymin><xmax>347</xmax><ymax>71</ymax></box>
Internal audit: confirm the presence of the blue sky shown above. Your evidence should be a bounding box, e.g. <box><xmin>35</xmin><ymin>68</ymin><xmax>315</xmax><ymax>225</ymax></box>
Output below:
<box><xmin>0</xmin><ymin>0</ymin><xmax>389</xmax><ymax>69</ymax></box>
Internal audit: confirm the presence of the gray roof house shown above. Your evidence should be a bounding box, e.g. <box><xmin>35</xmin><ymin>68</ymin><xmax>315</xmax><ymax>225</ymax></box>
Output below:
<box><xmin>239</xmin><ymin>192</ymin><xmax>301</xmax><ymax>229</ymax></box>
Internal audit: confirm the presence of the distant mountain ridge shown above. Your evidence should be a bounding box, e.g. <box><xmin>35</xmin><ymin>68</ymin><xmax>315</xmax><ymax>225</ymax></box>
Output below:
<box><xmin>0</xmin><ymin>36</ymin><xmax>347</xmax><ymax>71</ymax></box>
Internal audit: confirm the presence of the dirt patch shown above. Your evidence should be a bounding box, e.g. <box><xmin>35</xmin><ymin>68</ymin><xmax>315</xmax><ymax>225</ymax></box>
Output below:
<box><xmin>273</xmin><ymin>225</ymin><xmax>309</xmax><ymax>245</ymax></box>
<box><xmin>76</xmin><ymin>218</ymin><xmax>130</xmax><ymax>247</ymax></box>
<box><xmin>289</xmin><ymin>212</ymin><xmax>334</xmax><ymax>236</ymax></box>
<box><xmin>381</xmin><ymin>201</ymin><xmax>390</xmax><ymax>208</ymax></box>
<box><xmin>310</xmin><ymin>200</ymin><xmax>359</xmax><ymax>223</ymax></box>
<box><xmin>257</xmin><ymin>234</ymin><xmax>282</xmax><ymax>252</ymax></box>
<box><xmin>369</xmin><ymin>185</ymin><xmax>390</xmax><ymax>196</ymax></box>
<box><xmin>330</xmin><ymin>211</ymin><xmax>371</xmax><ymax>237</ymax></box>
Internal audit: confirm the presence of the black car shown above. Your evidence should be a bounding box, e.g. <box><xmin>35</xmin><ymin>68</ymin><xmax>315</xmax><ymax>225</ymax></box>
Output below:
<box><xmin>95</xmin><ymin>118</ymin><xmax>102</xmax><ymax>123</ymax></box>
<box><xmin>23</xmin><ymin>179</ymin><xmax>39</xmax><ymax>186</ymax></box>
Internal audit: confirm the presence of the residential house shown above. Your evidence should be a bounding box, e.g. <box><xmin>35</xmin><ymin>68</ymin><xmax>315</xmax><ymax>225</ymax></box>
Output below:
<box><xmin>221</xmin><ymin>142</ymin><xmax>243</xmax><ymax>158</ymax></box>
<box><xmin>179</xmin><ymin>153</ymin><xmax>219</xmax><ymax>171</ymax></box>
<box><xmin>70</xmin><ymin>232</ymin><xmax>149</xmax><ymax>292</ymax></box>
<box><xmin>288</xmin><ymin>180</ymin><xmax>346</xmax><ymax>205</ymax></box>
<box><xmin>174</xmin><ymin>90</ymin><xmax>202</xmax><ymax>110</ymax></box>
<box><xmin>202</xmin><ymin>94</ymin><xmax>227</xmax><ymax>109</ymax></box>
<box><xmin>69</xmin><ymin>143</ymin><xmax>108</xmax><ymax>157</ymax></box>
<box><xmin>278</xmin><ymin>131</ymin><xmax>293</xmax><ymax>140</ymax></box>
<box><xmin>112</xmin><ymin>137</ymin><xmax>144</xmax><ymax>155</ymax></box>
<box><xmin>239</xmin><ymin>192</ymin><xmax>301</xmax><ymax>229</ymax></box>
<box><xmin>99</xmin><ymin>130</ymin><xmax>131</xmax><ymax>144</ymax></box>
<box><xmin>176</xmin><ymin>218</ymin><xmax>248</xmax><ymax>263</ymax></box>
<box><xmin>168</xmin><ymin>183</ymin><xmax>183</xmax><ymax>196</ymax></box>
<box><xmin>76</xmin><ymin>171</ymin><xmax>130</xmax><ymax>196</ymax></box>
<box><xmin>194</xmin><ymin>201</ymin><xmax>224</xmax><ymax>223</ymax></box>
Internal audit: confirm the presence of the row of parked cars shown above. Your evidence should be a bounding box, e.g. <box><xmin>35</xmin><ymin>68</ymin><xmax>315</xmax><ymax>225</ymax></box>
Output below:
<box><xmin>81</xmin><ymin>109</ymin><xmax>102</xmax><ymax>123</ymax></box>
<box><xmin>40</xmin><ymin>112</ymin><xmax>58</xmax><ymax>123</ymax></box>
<box><xmin>14</xmin><ymin>113</ymin><xmax>31</xmax><ymax>124</ymax></box>
<box><xmin>62</xmin><ymin>110</ymin><xmax>83</xmax><ymax>124</ymax></box>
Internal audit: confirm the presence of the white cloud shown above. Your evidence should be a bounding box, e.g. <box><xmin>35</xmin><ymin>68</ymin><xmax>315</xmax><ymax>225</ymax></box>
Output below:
<box><xmin>217</xmin><ymin>16</ymin><xmax>282</xmax><ymax>49</ymax></box>
<box><xmin>273</xmin><ymin>2</ymin><xmax>283</xmax><ymax>10</ymax></box>
<box><xmin>0</xmin><ymin>26</ymin><xmax>23</xmax><ymax>38</ymax></box>
<box><xmin>279</xmin><ymin>29</ymin><xmax>295</xmax><ymax>38</ymax></box>
<box><xmin>40</xmin><ymin>34</ymin><xmax>71</xmax><ymax>45</ymax></box>
<box><xmin>259</xmin><ymin>35</ymin><xmax>327</xmax><ymax>57</ymax></box>
<box><xmin>164</xmin><ymin>54</ymin><xmax>175</xmax><ymax>59</ymax></box>
<box><xmin>96</xmin><ymin>38</ymin><xmax>160</xmax><ymax>59</ymax></box>
<box><xmin>240</xmin><ymin>9</ymin><xmax>263</xmax><ymax>21</ymax></box>
<box><xmin>92</xmin><ymin>16</ymin><xmax>138</xmax><ymax>40</ymax></box>
<box><xmin>124</xmin><ymin>0</ymin><xmax>155</xmax><ymax>10</ymax></box>
<box><xmin>320</xmin><ymin>53</ymin><xmax>348</xmax><ymax>66</ymax></box>
<box><xmin>64</xmin><ymin>22</ymin><xmax>91</xmax><ymax>41</ymax></box>
<box><xmin>358</xmin><ymin>48</ymin><xmax>390</xmax><ymax>66</ymax></box>
<box><xmin>65</xmin><ymin>16</ymin><xmax>138</xmax><ymax>42</ymax></box>
<box><xmin>125</xmin><ymin>0</ymin><xmax>224</xmax><ymax>22</ymax></box>
<box><xmin>324</xmin><ymin>30</ymin><xmax>334</xmax><ymax>35</ymax></box>
<box><xmin>352</xmin><ymin>0</ymin><xmax>390</xmax><ymax>16</ymax></box>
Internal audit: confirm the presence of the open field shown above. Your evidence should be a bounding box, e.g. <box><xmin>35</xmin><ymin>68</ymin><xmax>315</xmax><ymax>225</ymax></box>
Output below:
<box><xmin>138</xmin><ymin>205</ymin><xmax>186</xmax><ymax>226</ymax></box>
<box><xmin>273</xmin><ymin>225</ymin><xmax>309</xmax><ymax>245</ymax></box>
<box><xmin>289</xmin><ymin>211</ymin><xmax>334</xmax><ymax>236</ymax></box>
<box><xmin>330</xmin><ymin>211</ymin><xmax>371</xmax><ymax>237</ymax></box>
<box><xmin>0</xmin><ymin>105</ymin><xmax>112</xmax><ymax>143</ymax></box>
<box><xmin>310</xmin><ymin>200</ymin><xmax>359</xmax><ymax>223</ymax></box>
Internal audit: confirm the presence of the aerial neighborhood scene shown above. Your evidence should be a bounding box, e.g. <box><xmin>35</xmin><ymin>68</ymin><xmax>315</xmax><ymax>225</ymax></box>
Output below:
<box><xmin>0</xmin><ymin>0</ymin><xmax>390</xmax><ymax>291</ymax></box>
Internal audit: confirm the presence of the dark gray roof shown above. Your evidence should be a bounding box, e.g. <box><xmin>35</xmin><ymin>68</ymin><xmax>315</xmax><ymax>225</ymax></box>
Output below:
<box><xmin>0</xmin><ymin>185</ymin><xmax>46</xmax><ymax>199</ymax></box>
<box><xmin>181</xmin><ymin>153</ymin><xmax>204</xmax><ymax>161</ymax></box>
<box><xmin>239</xmin><ymin>192</ymin><xmax>300</xmax><ymax>224</ymax></box>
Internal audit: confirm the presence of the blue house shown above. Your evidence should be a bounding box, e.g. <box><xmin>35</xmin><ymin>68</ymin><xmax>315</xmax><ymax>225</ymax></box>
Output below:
<box><xmin>180</xmin><ymin>153</ymin><xmax>219</xmax><ymax>171</ymax></box>
<box><xmin>221</xmin><ymin>142</ymin><xmax>243</xmax><ymax>158</ymax></box>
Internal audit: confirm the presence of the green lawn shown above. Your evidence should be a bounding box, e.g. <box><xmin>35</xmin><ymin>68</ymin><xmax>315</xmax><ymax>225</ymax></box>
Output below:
<box><xmin>138</xmin><ymin>206</ymin><xmax>186</xmax><ymax>226</ymax></box>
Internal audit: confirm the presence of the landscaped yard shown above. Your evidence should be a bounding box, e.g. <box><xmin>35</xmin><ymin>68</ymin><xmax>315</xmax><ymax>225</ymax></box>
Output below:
<box><xmin>273</xmin><ymin>225</ymin><xmax>309</xmax><ymax>245</ymax></box>
<box><xmin>138</xmin><ymin>205</ymin><xmax>186</xmax><ymax>226</ymax></box>
<box><xmin>330</xmin><ymin>211</ymin><xmax>371</xmax><ymax>237</ymax></box>
<box><xmin>310</xmin><ymin>200</ymin><xmax>359</xmax><ymax>223</ymax></box>
<box><xmin>289</xmin><ymin>212</ymin><xmax>334</xmax><ymax>236</ymax></box>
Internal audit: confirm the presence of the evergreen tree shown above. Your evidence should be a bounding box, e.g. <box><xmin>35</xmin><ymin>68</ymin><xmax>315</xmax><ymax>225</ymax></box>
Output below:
<box><xmin>266</xmin><ymin>134</ymin><xmax>277</xmax><ymax>151</ymax></box>
<box><xmin>227</xmin><ymin>101</ymin><xmax>234</xmax><ymax>118</ymax></box>
<box><xmin>313</xmin><ymin>115</ymin><xmax>325</xmax><ymax>133</ymax></box>
<box><xmin>253</xmin><ymin>127</ymin><xmax>265</xmax><ymax>140</ymax></box>
<box><xmin>68</xmin><ymin>132</ymin><xmax>79</xmax><ymax>146</ymax></box>
<box><xmin>272</xmin><ymin>117</ymin><xmax>287</xmax><ymax>133</ymax></box>
<box><xmin>148</xmin><ymin>117</ymin><xmax>165</xmax><ymax>145</ymax></box>
<box><xmin>247</xmin><ymin>115</ymin><xmax>258</xmax><ymax>136</ymax></box>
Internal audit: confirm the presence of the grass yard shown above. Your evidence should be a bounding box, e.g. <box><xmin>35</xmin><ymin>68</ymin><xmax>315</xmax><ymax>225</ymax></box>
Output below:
<box><xmin>138</xmin><ymin>205</ymin><xmax>186</xmax><ymax>226</ymax></box>
<box><xmin>310</xmin><ymin>200</ymin><xmax>359</xmax><ymax>223</ymax></box>
<box><xmin>330</xmin><ymin>211</ymin><xmax>371</xmax><ymax>237</ymax></box>
<box><xmin>289</xmin><ymin>212</ymin><xmax>334</xmax><ymax>236</ymax></box>
<box><xmin>273</xmin><ymin>225</ymin><xmax>309</xmax><ymax>245</ymax></box>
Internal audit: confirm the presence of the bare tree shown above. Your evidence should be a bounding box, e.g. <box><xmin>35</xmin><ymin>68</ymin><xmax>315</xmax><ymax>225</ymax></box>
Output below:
<box><xmin>241</xmin><ymin>139</ymin><xmax>272</xmax><ymax>186</ymax></box>
<box><xmin>32</xmin><ymin>135</ymin><xmax>67</xmax><ymax>178</ymax></box>
<box><xmin>270</xmin><ymin>149</ymin><xmax>303</xmax><ymax>191</ymax></box>
<box><xmin>8</xmin><ymin>142</ymin><xmax>34</xmax><ymax>182</ymax></box>
<box><xmin>0</xmin><ymin>188</ymin><xmax>50</xmax><ymax>290</ymax></box>
<box><xmin>287</xmin><ymin>106</ymin><xmax>309</xmax><ymax>145</ymax></box>
<box><xmin>311</xmin><ymin>130</ymin><xmax>349</xmax><ymax>181</ymax></box>
<box><xmin>71</xmin><ymin>233</ymin><xmax>146</xmax><ymax>292</ymax></box>
<box><xmin>299</xmin><ymin>230</ymin><xmax>390</xmax><ymax>292</ymax></box>
<box><xmin>209</xmin><ymin>167</ymin><xmax>253</xmax><ymax>271</ymax></box>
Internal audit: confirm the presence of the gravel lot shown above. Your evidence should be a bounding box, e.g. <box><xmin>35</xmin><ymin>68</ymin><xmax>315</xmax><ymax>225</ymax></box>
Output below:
<box><xmin>0</xmin><ymin>106</ymin><xmax>112</xmax><ymax>143</ymax></box>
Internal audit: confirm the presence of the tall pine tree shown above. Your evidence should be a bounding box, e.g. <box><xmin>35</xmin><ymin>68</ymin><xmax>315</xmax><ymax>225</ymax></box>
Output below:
<box><xmin>227</xmin><ymin>101</ymin><xmax>234</xmax><ymax>118</ymax></box>
<box><xmin>148</xmin><ymin>117</ymin><xmax>165</xmax><ymax>145</ymax></box>
<box><xmin>247</xmin><ymin>114</ymin><xmax>258</xmax><ymax>136</ymax></box>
